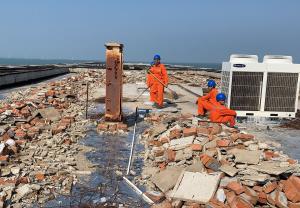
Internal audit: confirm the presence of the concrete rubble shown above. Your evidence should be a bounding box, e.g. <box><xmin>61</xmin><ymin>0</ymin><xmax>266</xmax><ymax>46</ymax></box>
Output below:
<box><xmin>0</xmin><ymin>71</ymin><xmax>105</xmax><ymax>207</ymax></box>
<box><xmin>136</xmin><ymin>114</ymin><xmax>300</xmax><ymax>207</ymax></box>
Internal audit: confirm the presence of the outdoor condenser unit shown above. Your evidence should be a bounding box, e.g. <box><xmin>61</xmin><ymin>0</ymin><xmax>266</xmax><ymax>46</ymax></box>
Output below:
<box><xmin>221</xmin><ymin>54</ymin><xmax>300</xmax><ymax>118</ymax></box>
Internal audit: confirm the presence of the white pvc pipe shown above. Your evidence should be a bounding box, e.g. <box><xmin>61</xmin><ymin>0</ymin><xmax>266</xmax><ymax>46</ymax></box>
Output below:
<box><xmin>123</xmin><ymin>176</ymin><xmax>154</xmax><ymax>205</ymax></box>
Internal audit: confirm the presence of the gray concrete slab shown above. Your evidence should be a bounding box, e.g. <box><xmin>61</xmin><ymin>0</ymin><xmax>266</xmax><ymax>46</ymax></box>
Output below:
<box><xmin>172</xmin><ymin>171</ymin><xmax>221</xmax><ymax>203</ymax></box>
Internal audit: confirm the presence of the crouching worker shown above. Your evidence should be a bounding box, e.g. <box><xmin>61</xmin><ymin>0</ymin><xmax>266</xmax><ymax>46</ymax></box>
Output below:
<box><xmin>197</xmin><ymin>80</ymin><xmax>218</xmax><ymax>117</ymax></box>
<box><xmin>210</xmin><ymin>93</ymin><xmax>237</xmax><ymax>127</ymax></box>
<box><xmin>146</xmin><ymin>55</ymin><xmax>168</xmax><ymax>108</ymax></box>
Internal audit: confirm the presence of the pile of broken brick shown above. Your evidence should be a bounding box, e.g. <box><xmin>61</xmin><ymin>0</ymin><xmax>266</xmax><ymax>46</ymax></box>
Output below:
<box><xmin>0</xmin><ymin>72</ymin><xmax>103</xmax><ymax>207</ymax></box>
<box><xmin>137</xmin><ymin>114</ymin><xmax>300</xmax><ymax>208</ymax></box>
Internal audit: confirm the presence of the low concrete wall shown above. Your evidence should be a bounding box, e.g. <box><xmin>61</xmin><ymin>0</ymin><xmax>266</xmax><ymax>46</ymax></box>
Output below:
<box><xmin>0</xmin><ymin>68</ymin><xmax>69</xmax><ymax>88</ymax></box>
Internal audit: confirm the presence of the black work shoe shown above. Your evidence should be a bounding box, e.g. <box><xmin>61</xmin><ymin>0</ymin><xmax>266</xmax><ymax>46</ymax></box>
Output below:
<box><xmin>196</xmin><ymin>115</ymin><xmax>205</xmax><ymax>119</ymax></box>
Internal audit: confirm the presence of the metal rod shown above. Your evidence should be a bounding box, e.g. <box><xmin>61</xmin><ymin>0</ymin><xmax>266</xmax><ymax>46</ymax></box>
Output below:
<box><xmin>126</xmin><ymin>107</ymin><xmax>138</xmax><ymax>175</ymax></box>
<box><xmin>123</xmin><ymin>176</ymin><xmax>154</xmax><ymax>205</ymax></box>
<box><xmin>86</xmin><ymin>82</ymin><xmax>89</xmax><ymax>119</ymax></box>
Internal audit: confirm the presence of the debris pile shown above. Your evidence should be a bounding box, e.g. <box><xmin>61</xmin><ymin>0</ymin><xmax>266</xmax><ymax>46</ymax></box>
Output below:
<box><xmin>138</xmin><ymin>114</ymin><xmax>300</xmax><ymax>207</ymax></box>
<box><xmin>0</xmin><ymin>71</ymin><xmax>103</xmax><ymax>206</ymax></box>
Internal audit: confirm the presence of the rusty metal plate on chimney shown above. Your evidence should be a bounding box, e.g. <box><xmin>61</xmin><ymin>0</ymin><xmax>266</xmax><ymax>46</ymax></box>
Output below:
<box><xmin>104</xmin><ymin>42</ymin><xmax>124</xmax><ymax>121</ymax></box>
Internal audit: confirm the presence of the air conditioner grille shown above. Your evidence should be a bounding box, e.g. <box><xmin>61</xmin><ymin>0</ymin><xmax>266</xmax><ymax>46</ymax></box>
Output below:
<box><xmin>230</xmin><ymin>72</ymin><xmax>263</xmax><ymax>111</ymax></box>
<box><xmin>221</xmin><ymin>70</ymin><xmax>230</xmax><ymax>105</ymax></box>
<box><xmin>264</xmin><ymin>73</ymin><xmax>298</xmax><ymax>112</ymax></box>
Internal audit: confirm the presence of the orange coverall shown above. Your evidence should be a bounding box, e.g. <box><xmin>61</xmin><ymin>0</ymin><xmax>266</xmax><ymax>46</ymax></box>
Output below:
<box><xmin>146</xmin><ymin>64</ymin><xmax>168</xmax><ymax>107</ymax></box>
<box><xmin>197</xmin><ymin>88</ymin><xmax>218</xmax><ymax>115</ymax></box>
<box><xmin>209</xmin><ymin>102</ymin><xmax>237</xmax><ymax>127</ymax></box>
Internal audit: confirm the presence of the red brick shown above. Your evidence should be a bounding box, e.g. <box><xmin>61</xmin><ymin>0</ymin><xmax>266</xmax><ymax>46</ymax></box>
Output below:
<box><xmin>225</xmin><ymin>191</ymin><xmax>236</xmax><ymax>204</ymax></box>
<box><xmin>63</xmin><ymin>139</ymin><xmax>72</xmax><ymax>145</ymax></box>
<box><xmin>14</xmin><ymin>129</ymin><xmax>27</xmax><ymax>139</ymax></box>
<box><xmin>166</xmin><ymin>149</ymin><xmax>176</xmax><ymax>162</ymax></box>
<box><xmin>275</xmin><ymin>191</ymin><xmax>288</xmax><ymax>208</ymax></box>
<box><xmin>20</xmin><ymin>107</ymin><xmax>31</xmax><ymax>118</ymax></box>
<box><xmin>0</xmin><ymin>155</ymin><xmax>9</xmax><ymax>162</ymax></box>
<box><xmin>226</xmin><ymin>181</ymin><xmax>245</xmax><ymax>195</ymax></box>
<box><xmin>230</xmin><ymin>196</ymin><xmax>253</xmax><ymax>208</ymax></box>
<box><xmin>15</xmin><ymin>139</ymin><xmax>27</xmax><ymax>145</ymax></box>
<box><xmin>97</xmin><ymin>123</ymin><xmax>109</xmax><ymax>131</ymax></box>
<box><xmin>52</xmin><ymin>124</ymin><xmax>67</xmax><ymax>135</ymax></box>
<box><xmin>45</xmin><ymin>90</ymin><xmax>56</xmax><ymax>97</ymax></box>
<box><xmin>263</xmin><ymin>181</ymin><xmax>278</xmax><ymax>193</ymax></box>
<box><xmin>151</xmin><ymin>200</ymin><xmax>172</xmax><ymax>208</ymax></box>
<box><xmin>197</xmin><ymin>127</ymin><xmax>210</xmax><ymax>135</ymax></box>
<box><xmin>183</xmin><ymin>127</ymin><xmax>197</xmax><ymax>137</ymax></box>
<box><xmin>200</xmin><ymin>154</ymin><xmax>213</xmax><ymax>165</ymax></box>
<box><xmin>158</xmin><ymin>162</ymin><xmax>167</xmax><ymax>171</ymax></box>
<box><xmin>35</xmin><ymin>172</ymin><xmax>45</xmax><ymax>181</ymax></box>
<box><xmin>283</xmin><ymin>176</ymin><xmax>300</xmax><ymax>203</ymax></box>
<box><xmin>216</xmin><ymin>139</ymin><xmax>231</xmax><ymax>147</ymax></box>
<box><xmin>238</xmin><ymin>133</ymin><xmax>254</xmax><ymax>141</ymax></box>
<box><xmin>289</xmin><ymin>202</ymin><xmax>300</xmax><ymax>208</ymax></box>
<box><xmin>17</xmin><ymin>177</ymin><xmax>29</xmax><ymax>184</ymax></box>
<box><xmin>183</xmin><ymin>202</ymin><xmax>201</xmax><ymax>208</ymax></box>
<box><xmin>150</xmin><ymin>115</ymin><xmax>160</xmax><ymax>122</ymax></box>
<box><xmin>244</xmin><ymin>187</ymin><xmax>258</xmax><ymax>204</ymax></box>
<box><xmin>149</xmin><ymin>140</ymin><xmax>162</xmax><ymax>147</ymax></box>
<box><xmin>190</xmin><ymin>144</ymin><xmax>202</xmax><ymax>151</ymax></box>
<box><xmin>287</xmin><ymin>158</ymin><xmax>298</xmax><ymax>165</ymax></box>
<box><xmin>117</xmin><ymin>123</ymin><xmax>128</xmax><ymax>131</ymax></box>
<box><xmin>145</xmin><ymin>191</ymin><xmax>165</xmax><ymax>203</ymax></box>
<box><xmin>27</xmin><ymin>126</ymin><xmax>41</xmax><ymax>138</ymax></box>
<box><xmin>257</xmin><ymin>191</ymin><xmax>268</xmax><ymax>204</ymax></box>
<box><xmin>169</xmin><ymin>129</ymin><xmax>181</xmax><ymax>140</ymax></box>
<box><xmin>0</xmin><ymin>178</ymin><xmax>17</xmax><ymax>186</ymax></box>
<box><xmin>207</xmin><ymin>198</ymin><xmax>228</xmax><ymax>208</ymax></box>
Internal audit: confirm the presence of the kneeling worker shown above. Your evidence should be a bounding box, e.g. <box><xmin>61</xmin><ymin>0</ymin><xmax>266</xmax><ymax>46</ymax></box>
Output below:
<box><xmin>146</xmin><ymin>55</ymin><xmax>168</xmax><ymax>108</ymax></box>
<box><xmin>197</xmin><ymin>80</ymin><xmax>218</xmax><ymax>117</ymax></box>
<box><xmin>210</xmin><ymin>93</ymin><xmax>237</xmax><ymax>127</ymax></box>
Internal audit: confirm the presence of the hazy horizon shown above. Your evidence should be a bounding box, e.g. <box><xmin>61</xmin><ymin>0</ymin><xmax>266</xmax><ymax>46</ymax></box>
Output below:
<box><xmin>1</xmin><ymin>1</ymin><xmax>300</xmax><ymax>63</ymax></box>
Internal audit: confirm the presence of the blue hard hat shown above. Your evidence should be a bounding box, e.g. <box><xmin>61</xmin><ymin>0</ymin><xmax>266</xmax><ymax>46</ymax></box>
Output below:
<box><xmin>216</xmin><ymin>93</ymin><xmax>226</xmax><ymax>102</ymax></box>
<box><xmin>207</xmin><ymin>80</ymin><xmax>216</xmax><ymax>87</ymax></box>
<box><xmin>153</xmin><ymin>54</ymin><xmax>161</xmax><ymax>60</ymax></box>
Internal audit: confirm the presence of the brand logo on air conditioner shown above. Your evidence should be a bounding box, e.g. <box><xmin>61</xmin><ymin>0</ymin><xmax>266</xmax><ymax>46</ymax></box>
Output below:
<box><xmin>233</xmin><ymin>64</ymin><xmax>246</xmax><ymax>68</ymax></box>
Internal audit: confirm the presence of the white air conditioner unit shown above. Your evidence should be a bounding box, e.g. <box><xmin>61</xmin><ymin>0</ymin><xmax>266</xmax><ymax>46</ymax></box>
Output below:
<box><xmin>221</xmin><ymin>54</ymin><xmax>300</xmax><ymax>118</ymax></box>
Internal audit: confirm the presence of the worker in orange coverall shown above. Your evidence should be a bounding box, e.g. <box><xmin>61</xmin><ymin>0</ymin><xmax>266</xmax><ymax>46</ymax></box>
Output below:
<box><xmin>197</xmin><ymin>80</ymin><xmax>218</xmax><ymax>117</ymax></box>
<box><xmin>210</xmin><ymin>93</ymin><xmax>237</xmax><ymax>127</ymax></box>
<box><xmin>146</xmin><ymin>54</ymin><xmax>168</xmax><ymax>108</ymax></box>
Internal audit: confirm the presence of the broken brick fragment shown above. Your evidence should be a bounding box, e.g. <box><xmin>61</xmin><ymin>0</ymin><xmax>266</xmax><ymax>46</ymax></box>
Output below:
<box><xmin>216</xmin><ymin>139</ymin><xmax>231</xmax><ymax>147</ymax></box>
<box><xmin>117</xmin><ymin>123</ymin><xmax>128</xmax><ymax>131</ymax></box>
<box><xmin>283</xmin><ymin>175</ymin><xmax>300</xmax><ymax>203</ymax></box>
<box><xmin>35</xmin><ymin>172</ymin><xmax>45</xmax><ymax>181</ymax></box>
<box><xmin>229</xmin><ymin>196</ymin><xmax>253</xmax><ymax>208</ymax></box>
<box><xmin>183</xmin><ymin>127</ymin><xmax>197</xmax><ymax>137</ymax></box>
<box><xmin>263</xmin><ymin>181</ymin><xmax>277</xmax><ymax>194</ymax></box>
<box><xmin>14</xmin><ymin>129</ymin><xmax>27</xmax><ymax>140</ymax></box>
<box><xmin>169</xmin><ymin>129</ymin><xmax>181</xmax><ymax>140</ymax></box>
<box><xmin>226</xmin><ymin>181</ymin><xmax>245</xmax><ymax>195</ymax></box>
<box><xmin>166</xmin><ymin>149</ymin><xmax>176</xmax><ymax>162</ymax></box>
<box><xmin>97</xmin><ymin>123</ymin><xmax>109</xmax><ymax>131</ymax></box>
<box><xmin>190</xmin><ymin>144</ymin><xmax>202</xmax><ymax>151</ymax></box>
<box><xmin>145</xmin><ymin>191</ymin><xmax>165</xmax><ymax>203</ymax></box>
<box><xmin>257</xmin><ymin>191</ymin><xmax>268</xmax><ymax>204</ymax></box>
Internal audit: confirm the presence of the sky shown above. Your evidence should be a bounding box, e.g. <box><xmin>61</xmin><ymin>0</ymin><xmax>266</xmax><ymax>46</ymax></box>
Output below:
<box><xmin>0</xmin><ymin>0</ymin><xmax>300</xmax><ymax>63</ymax></box>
